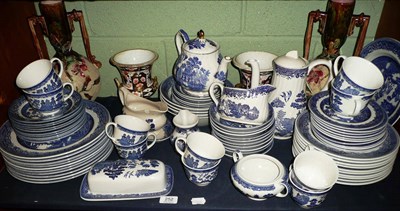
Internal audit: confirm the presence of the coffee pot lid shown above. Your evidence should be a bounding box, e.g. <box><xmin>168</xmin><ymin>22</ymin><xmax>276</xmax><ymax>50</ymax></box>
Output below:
<box><xmin>274</xmin><ymin>50</ymin><xmax>307</xmax><ymax>69</ymax></box>
<box><xmin>182</xmin><ymin>30</ymin><xmax>220</xmax><ymax>54</ymax></box>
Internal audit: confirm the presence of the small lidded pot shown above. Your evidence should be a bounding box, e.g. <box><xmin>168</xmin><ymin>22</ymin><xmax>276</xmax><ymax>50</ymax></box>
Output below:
<box><xmin>230</xmin><ymin>151</ymin><xmax>289</xmax><ymax>201</ymax></box>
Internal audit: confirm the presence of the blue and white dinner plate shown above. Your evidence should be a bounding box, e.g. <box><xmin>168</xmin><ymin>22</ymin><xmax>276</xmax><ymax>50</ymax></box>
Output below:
<box><xmin>309</xmin><ymin>91</ymin><xmax>387</xmax><ymax>130</ymax></box>
<box><xmin>6</xmin><ymin>143</ymin><xmax>113</xmax><ymax>184</ymax></box>
<box><xmin>292</xmin><ymin>111</ymin><xmax>399</xmax><ymax>185</ymax></box>
<box><xmin>360</xmin><ymin>37</ymin><xmax>400</xmax><ymax>125</ymax></box>
<box><xmin>80</xmin><ymin>165</ymin><xmax>174</xmax><ymax>201</ymax></box>
<box><xmin>295</xmin><ymin>111</ymin><xmax>399</xmax><ymax>160</ymax></box>
<box><xmin>0</xmin><ymin>100</ymin><xmax>110</xmax><ymax>159</ymax></box>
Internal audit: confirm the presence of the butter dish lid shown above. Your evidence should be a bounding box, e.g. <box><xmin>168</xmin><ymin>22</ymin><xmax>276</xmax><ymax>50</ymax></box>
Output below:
<box><xmin>80</xmin><ymin>159</ymin><xmax>174</xmax><ymax>201</ymax></box>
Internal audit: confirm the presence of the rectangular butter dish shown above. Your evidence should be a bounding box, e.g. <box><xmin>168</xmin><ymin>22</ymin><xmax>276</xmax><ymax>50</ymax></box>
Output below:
<box><xmin>80</xmin><ymin>159</ymin><xmax>174</xmax><ymax>201</ymax></box>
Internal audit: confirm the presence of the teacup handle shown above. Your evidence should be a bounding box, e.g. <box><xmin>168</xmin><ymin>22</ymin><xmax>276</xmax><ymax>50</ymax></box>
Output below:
<box><xmin>105</xmin><ymin>122</ymin><xmax>117</xmax><ymax>142</ymax></box>
<box><xmin>351</xmin><ymin>99</ymin><xmax>364</xmax><ymax>116</ymax></box>
<box><xmin>276</xmin><ymin>181</ymin><xmax>290</xmax><ymax>198</ymax></box>
<box><xmin>50</xmin><ymin>57</ymin><xmax>64</xmax><ymax>78</ymax></box>
<box><xmin>62</xmin><ymin>82</ymin><xmax>75</xmax><ymax>101</ymax></box>
<box><xmin>174</xmin><ymin>137</ymin><xmax>187</xmax><ymax>156</ymax></box>
<box><xmin>232</xmin><ymin>150</ymin><xmax>243</xmax><ymax>163</ymax></box>
<box><xmin>146</xmin><ymin>132</ymin><xmax>158</xmax><ymax>144</ymax></box>
<box><xmin>304</xmin><ymin>144</ymin><xmax>317</xmax><ymax>151</ymax></box>
<box><xmin>209</xmin><ymin>82</ymin><xmax>224</xmax><ymax>106</ymax></box>
<box><xmin>146</xmin><ymin>135</ymin><xmax>157</xmax><ymax>150</ymax></box>
<box><xmin>332</xmin><ymin>55</ymin><xmax>347</xmax><ymax>76</ymax></box>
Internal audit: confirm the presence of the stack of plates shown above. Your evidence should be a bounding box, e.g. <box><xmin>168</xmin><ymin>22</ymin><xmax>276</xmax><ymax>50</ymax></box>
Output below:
<box><xmin>8</xmin><ymin>91</ymin><xmax>87</xmax><ymax>150</ymax></box>
<box><xmin>0</xmin><ymin>97</ymin><xmax>113</xmax><ymax>184</ymax></box>
<box><xmin>159</xmin><ymin>76</ymin><xmax>230</xmax><ymax>126</ymax></box>
<box><xmin>209</xmin><ymin>103</ymin><xmax>275</xmax><ymax>157</ymax></box>
<box><xmin>292</xmin><ymin>91</ymin><xmax>400</xmax><ymax>186</ymax></box>
<box><xmin>308</xmin><ymin>91</ymin><xmax>388</xmax><ymax>152</ymax></box>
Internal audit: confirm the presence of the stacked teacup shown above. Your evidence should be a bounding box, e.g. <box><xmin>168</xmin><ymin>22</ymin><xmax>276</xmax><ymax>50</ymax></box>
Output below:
<box><xmin>329</xmin><ymin>56</ymin><xmax>384</xmax><ymax>117</ymax></box>
<box><xmin>16</xmin><ymin>58</ymin><xmax>74</xmax><ymax>117</ymax></box>
<box><xmin>105</xmin><ymin>115</ymin><xmax>157</xmax><ymax>159</ymax></box>
<box><xmin>174</xmin><ymin>132</ymin><xmax>225</xmax><ymax>186</ymax></box>
<box><xmin>289</xmin><ymin>150</ymin><xmax>339</xmax><ymax>209</ymax></box>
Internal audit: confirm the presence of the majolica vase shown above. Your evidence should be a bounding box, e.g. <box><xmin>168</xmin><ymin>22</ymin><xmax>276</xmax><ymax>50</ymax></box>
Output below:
<box><xmin>38</xmin><ymin>0</ymin><xmax>102</xmax><ymax>100</ymax></box>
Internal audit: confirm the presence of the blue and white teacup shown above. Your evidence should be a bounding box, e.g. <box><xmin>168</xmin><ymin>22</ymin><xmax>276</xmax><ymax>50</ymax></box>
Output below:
<box><xmin>175</xmin><ymin>132</ymin><xmax>225</xmax><ymax>169</ymax></box>
<box><xmin>105</xmin><ymin>115</ymin><xmax>157</xmax><ymax>145</ymax></box>
<box><xmin>113</xmin><ymin>137</ymin><xmax>156</xmax><ymax>159</ymax></box>
<box><xmin>181</xmin><ymin>155</ymin><xmax>220</xmax><ymax>186</ymax></box>
<box><xmin>332</xmin><ymin>56</ymin><xmax>383</xmax><ymax>96</ymax></box>
<box><xmin>330</xmin><ymin>84</ymin><xmax>374</xmax><ymax>117</ymax></box>
<box><xmin>16</xmin><ymin>58</ymin><xmax>65</xmax><ymax>94</ymax></box>
<box><xmin>24</xmin><ymin>83</ymin><xmax>74</xmax><ymax>115</ymax></box>
<box><xmin>289</xmin><ymin>170</ymin><xmax>331</xmax><ymax>209</ymax></box>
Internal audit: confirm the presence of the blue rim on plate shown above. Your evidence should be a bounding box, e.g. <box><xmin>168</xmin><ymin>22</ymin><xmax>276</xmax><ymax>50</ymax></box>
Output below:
<box><xmin>8</xmin><ymin>90</ymin><xmax>82</xmax><ymax>122</ymax></box>
<box><xmin>296</xmin><ymin>111</ymin><xmax>399</xmax><ymax>159</ymax></box>
<box><xmin>309</xmin><ymin>91</ymin><xmax>387</xmax><ymax>129</ymax></box>
<box><xmin>360</xmin><ymin>37</ymin><xmax>400</xmax><ymax>125</ymax></box>
<box><xmin>79</xmin><ymin>165</ymin><xmax>174</xmax><ymax>201</ymax></box>
<box><xmin>0</xmin><ymin>100</ymin><xmax>110</xmax><ymax>158</ymax></box>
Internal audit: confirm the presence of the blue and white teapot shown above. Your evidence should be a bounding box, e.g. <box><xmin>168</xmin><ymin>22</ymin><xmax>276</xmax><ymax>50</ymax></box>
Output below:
<box><xmin>174</xmin><ymin>29</ymin><xmax>231</xmax><ymax>96</ymax></box>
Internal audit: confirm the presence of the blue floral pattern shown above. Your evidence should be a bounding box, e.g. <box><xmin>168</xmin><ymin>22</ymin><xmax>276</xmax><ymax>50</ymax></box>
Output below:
<box><xmin>90</xmin><ymin>159</ymin><xmax>160</xmax><ymax>180</ymax></box>
<box><xmin>175</xmin><ymin>55</ymin><xmax>211</xmax><ymax>91</ymax></box>
<box><xmin>218</xmin><ymin>99</ymin><xmax>260</xmax><ymax>120</ymax></box>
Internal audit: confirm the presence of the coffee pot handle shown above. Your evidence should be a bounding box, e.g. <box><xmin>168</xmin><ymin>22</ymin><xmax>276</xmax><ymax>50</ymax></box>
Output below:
<box><xmin>175</xmin><ymin>29</ymin><xmax>190</xmax><ymax>55</ymax></box>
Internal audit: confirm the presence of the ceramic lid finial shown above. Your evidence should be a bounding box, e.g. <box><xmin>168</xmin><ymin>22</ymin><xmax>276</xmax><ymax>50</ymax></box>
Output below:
<box><xmin>197</xmin><ymin>30</ymin><xmax>205</xmax><ymax>39</ymax></box>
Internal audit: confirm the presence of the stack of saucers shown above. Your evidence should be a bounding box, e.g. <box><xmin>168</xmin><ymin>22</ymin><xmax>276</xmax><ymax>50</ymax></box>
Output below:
<box><xmin>292</xmin><ymin>91</ymin><xmax>400</xmax><ymax>186</ymax></box>
<box><xmin>159</xmin><ymin>76</ymin><xmax>229</xmax><ymax>126</ymax></box>
<box><xmin>209</xmin><ymin>103</ymin><xmax>275</xmax><ymax>156</ymax></box>
<box><xmin>0</xmin><ymin>92</ymin><xmax>113</xmax><ymax>184</ymax></box>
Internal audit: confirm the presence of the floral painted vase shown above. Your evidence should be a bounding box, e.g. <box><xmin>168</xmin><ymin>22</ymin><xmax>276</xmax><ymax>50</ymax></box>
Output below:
<box><xmin>38</xmin><ymin>0</ymin><xmax>101</xmax><ymax>100</ymax></box>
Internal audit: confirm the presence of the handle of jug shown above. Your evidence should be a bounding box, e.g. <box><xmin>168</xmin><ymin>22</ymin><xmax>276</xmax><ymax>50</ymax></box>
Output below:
<box><xmin>209</xmin><ymin>82</ymin><xmax>224</xmax><ymax>106</ymax></box>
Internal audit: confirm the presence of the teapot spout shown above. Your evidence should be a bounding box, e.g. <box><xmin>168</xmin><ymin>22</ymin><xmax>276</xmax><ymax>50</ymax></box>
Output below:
<box><xmin>214</xmin><ymin>56</ymin><xmax>232</xmax><ymax>82</ymax></box>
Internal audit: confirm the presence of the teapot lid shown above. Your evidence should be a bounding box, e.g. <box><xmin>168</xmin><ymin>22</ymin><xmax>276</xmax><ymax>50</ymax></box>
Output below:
<box><xmin>274</xmin><ymin>50</ymin><xmax>307</xmax><ymax>68</ymax></box>
<box><xmin>182</xmin><ymin>30</ymin><xmax>220</xmax><ymax>54</ymax></box>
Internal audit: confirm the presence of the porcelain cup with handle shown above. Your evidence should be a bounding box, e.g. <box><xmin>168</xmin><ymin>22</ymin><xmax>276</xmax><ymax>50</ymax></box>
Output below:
<box><xmin>332</xmin><ymin>56</ymin><xmax>384</xmax><ymax>96</ymax></box>
<box><xmin>105</xmin><ymin>115</ymin><xmax>157</xmax><ymax>145</ymax></box>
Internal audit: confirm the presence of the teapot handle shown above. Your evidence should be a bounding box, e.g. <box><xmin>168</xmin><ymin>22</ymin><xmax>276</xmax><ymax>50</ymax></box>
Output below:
<box><xmin>332</xmin><ymin>55</ymin><xmax>347</xmax><ymax>76</ymax></box>
<box><xmin>175</xmin><ymin>29</ymin><xmax>190</xmax><ymax>55</ymax></box>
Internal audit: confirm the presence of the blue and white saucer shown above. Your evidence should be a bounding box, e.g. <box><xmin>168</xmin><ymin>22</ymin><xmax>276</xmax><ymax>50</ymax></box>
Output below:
<box><xmin>0</xmin><ymin>100</ymin><xmax>112</xmax><ymax>184</ymax></box>
<box><xmin>296</xmin><ymin>111</ymin><xmax>399</xmax><ymax>160</ymax></box>
<box><xmin>0</xmin><ymin>100</ymin><xmax>110</xmax><ymax>158</ymax></box>
<box><xmin>8</xmin><ymin>90</ymin><xmax>82</xmax><ymax>122</ymax></box>
<box><xmin>309</xmin><ymin>91</ymin><xmax>387</xmax><ymax>130</ymax></box>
